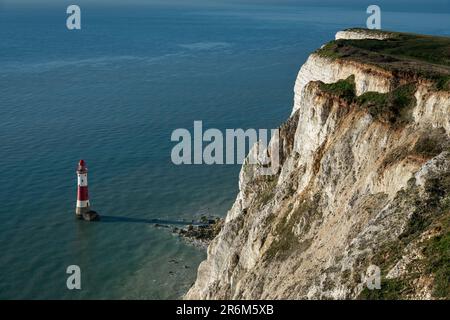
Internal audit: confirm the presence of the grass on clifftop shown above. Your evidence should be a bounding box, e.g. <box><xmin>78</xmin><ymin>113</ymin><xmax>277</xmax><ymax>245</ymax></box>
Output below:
<box><xmin>316</xmin><ymin>30</ymin><xmax>450</xmax><ymax>90</ymax></box>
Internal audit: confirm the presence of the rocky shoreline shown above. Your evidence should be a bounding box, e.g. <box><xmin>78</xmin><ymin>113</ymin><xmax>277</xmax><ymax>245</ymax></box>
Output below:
<box><xmin>154</xmin><ymin>216</ymin><xmax>224</xmax><ymax>250</ymax></box>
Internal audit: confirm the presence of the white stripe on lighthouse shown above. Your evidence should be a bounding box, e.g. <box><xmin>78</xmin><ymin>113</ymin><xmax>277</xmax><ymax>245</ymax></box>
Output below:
<box><xmin>77</xmin><ymin>200</ymin><xmax>90</xmax><ymax>207</ymax></box>
<box><xmin>77</xmin><ymin>173</ymin><xmax>88</xmax><ymax>187</ymax></box>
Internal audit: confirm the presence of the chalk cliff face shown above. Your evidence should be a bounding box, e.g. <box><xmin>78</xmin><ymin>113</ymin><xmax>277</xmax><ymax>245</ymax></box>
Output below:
<box><xmin>335</xmin><ymin>29</ymin><xmax>392</xmax><ymax>41</ymax></box>
<box><xmin>186</xmin><ymin>29</ymin><xmax>450</xmax><ymax>300</ymax></box>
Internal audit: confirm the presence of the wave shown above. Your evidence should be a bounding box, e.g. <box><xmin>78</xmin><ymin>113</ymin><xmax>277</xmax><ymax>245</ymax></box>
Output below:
<box><xmin>1</xmin><ymin>52</ymin><xmax>190</xmax><ymax>73</ymax></box>
<box><xmin>178</xmin><ymin>42</ymin><xmax>232</xmax><ymax>51</ymax></box>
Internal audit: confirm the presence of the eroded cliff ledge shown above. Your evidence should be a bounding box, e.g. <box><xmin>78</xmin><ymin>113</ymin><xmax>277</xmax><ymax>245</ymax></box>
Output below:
<box><xmin>186</xmin><ymin>29</ymin><xmax>450</xmax><ymax>300</ymax></box>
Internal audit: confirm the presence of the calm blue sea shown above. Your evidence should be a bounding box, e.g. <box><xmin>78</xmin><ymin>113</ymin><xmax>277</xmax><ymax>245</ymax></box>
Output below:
<box><xmin>0</xmin><ymin>1</ymin><xmax>449</xmax><ymax>299</ymax></box>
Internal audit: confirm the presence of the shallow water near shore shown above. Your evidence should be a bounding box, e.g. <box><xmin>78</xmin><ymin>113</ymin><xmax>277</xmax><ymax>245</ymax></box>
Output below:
<box><xmin>0</xmin><ymin>2</ymin><xmax>449</xmax><ymax>299</ymax></box>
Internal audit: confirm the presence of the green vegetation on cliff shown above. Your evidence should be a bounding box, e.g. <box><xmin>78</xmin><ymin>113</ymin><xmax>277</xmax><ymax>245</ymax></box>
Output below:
<box><xmin>318</xmin><ymin>75</ymin><xmax>417</xmax><ymax>126</ymax></box>
<box><xmin>316</xmin><ymin>29</ymin><xmax>450</xmax><ymax>90</ymax></box>
<box><xmin>319</xmin><ymin>75</ymin><xmax>356</xmax><ymax>101</ymax></box>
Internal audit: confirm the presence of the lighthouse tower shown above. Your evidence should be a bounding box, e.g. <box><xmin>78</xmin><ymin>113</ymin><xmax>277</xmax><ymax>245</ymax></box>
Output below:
<box><xmin>76</xmin><ymin>160</ymin><xmax>99</xmax><ymax>221</ymax></box>
<box><xmin>76</xmin><ymin>160</ymin><xmax>90</xmax><ymax>216</ymax></box>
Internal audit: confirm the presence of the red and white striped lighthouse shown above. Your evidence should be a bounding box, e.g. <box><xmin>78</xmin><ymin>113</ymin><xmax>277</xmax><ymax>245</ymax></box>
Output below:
<box><xmin>76</xmin><ymin>160</ymin><xmax>90</xmax><ymax>217</ymax></box>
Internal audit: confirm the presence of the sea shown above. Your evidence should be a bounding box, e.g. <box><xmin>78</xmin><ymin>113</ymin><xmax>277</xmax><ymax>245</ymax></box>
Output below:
<box><xmin>0</xmin><ymin>0</ymin><xmax>449</xmax><ymax>299</ymax></box>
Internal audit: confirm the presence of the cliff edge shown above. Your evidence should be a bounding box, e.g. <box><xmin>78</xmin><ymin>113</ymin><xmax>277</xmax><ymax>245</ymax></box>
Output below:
<box><xmin>186</xmin><ymin>29</ymin><xmax>450</xmax><ymax>300</ymax></box>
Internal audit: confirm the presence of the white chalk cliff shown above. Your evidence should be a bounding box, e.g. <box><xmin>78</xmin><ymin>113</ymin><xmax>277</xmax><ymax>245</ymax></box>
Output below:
<box><xmin>185</xmin><ymin>29</ymin><xmax>450</xmax><ymax>300</ymax></box>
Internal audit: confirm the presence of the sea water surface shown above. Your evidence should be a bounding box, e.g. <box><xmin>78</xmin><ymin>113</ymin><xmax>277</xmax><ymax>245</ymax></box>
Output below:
<box><xmin>0</xmin><ymin>2</ymin><xmax>449</xmax><ymax>299</ymax></box>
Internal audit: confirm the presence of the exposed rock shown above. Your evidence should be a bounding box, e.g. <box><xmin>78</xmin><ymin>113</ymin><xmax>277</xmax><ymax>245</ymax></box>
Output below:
<box><xmin>174</xmin><ymin>218</ymin><xmax>224</xmax><ymax>250</ymax></box>
<box><xmin>77</xmin><ymin>210</ymin><xmax>100</xmax><ymax>222</ymax></box>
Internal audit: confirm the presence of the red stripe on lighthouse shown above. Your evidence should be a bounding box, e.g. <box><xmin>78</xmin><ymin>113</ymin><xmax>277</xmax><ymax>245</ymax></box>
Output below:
<box><xmin>77</xmin><ymin>186</ymin><xmax>89</xmax><ymax>201</ymax></box>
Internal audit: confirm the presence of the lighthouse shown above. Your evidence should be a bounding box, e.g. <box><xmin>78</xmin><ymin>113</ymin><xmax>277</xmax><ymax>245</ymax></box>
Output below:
<box><xmin>76</xmin><ymin>160</ymin><xmax>99</xmax><ymax>221</ymax></box>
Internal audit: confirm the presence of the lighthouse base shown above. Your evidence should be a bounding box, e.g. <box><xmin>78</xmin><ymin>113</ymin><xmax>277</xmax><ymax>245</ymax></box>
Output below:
<box><xmin>76</xmin><ymin>210</ymin><xmax>100</xmax><ymax>222</ymax></box>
